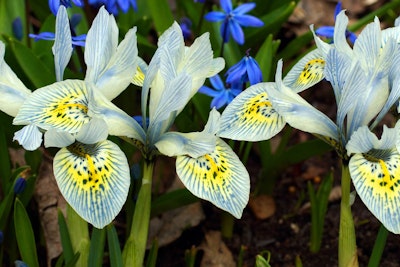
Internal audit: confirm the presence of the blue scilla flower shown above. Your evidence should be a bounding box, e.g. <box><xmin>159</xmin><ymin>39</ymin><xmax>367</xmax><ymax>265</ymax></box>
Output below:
<box><xmin>199</xmin><ymin>75</ymin><xmax>242</xmax><ymax>109</ymax></box>
<box><xmin>226</xmin><ymin>52</ymin><xmax>262</xmax><ymax>85</ymax></box>
<box><xmin>180</xmin><ymin>17</ymin><xmax>192</xmax><ymax>39</ymax></box>
<box><xmin>49</xmin><ymin>0</ymin><xmax>84</xmax><ymax>15</ymax></box>
<box><xmin>88</xmin><ymin>0</ymin><xmax>137</xmax><ymax>15</ymax></box>
<box><xmin>315</xmin><ymin>2</ymin><xmax>357</xmax><ymax>44</ymax></box>
<box><xmin>12</xmin><ymin>18</ymin><xmax>23</xmax><ymax>41</ymax></box>
<box><xmin>204</xmin><ymin>0</ymin><xmax>263</xmax><ymax>45</ymax></box>
<box><xmin>14</xmin><ymin>177</ymin><xmax>27</xmax><ymax>194</ymax></box>
<box><xmin>30</xmin><ymin>32</ymin><xmax>86</xmax><ymax>47</ymax></box>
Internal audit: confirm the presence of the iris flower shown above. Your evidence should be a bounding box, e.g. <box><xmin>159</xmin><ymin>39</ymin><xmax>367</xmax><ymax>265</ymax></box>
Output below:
<box><xmin>104</xmin><ymin>22</ymin><xmax>250</xmax><ymax>219</ymax></box>
<box><xmin>199</xmin><ymin>74</ymin><xmax>242</xmax><ymax>109</ymax></box>
<box><xmin>204</xmin><ymin>0</ymin><xmax>264</xmax><ymax>45</ymax></box>
<box><xmin>226</xmin><ymin>52</ymin><xmax>263</xmax><ymax>85</ymax></box>
<box><xmin>0</xmin><ymin>6</ymin><xmax>140</xmax><ymax>228</ymax></box>
<box><xmin>316</xmin><ymin>2</ymin><xmax>357</xmax><ymax>44</ymax></box>
<box><xmin>219</xmin><ymin>11</ymin><xmax>400</xmax><ymax>233</ymax></box>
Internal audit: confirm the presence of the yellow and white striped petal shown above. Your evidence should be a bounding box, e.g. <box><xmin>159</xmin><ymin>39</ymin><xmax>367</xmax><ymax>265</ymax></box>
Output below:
<box><xmin>54</xmin><ymin>140</ymin><xmax>130</xmax><ymax>229</ymax></box>
<box><xmin>219</xmin><ymin>83</ymin><xmax>285</xmax><ymax>142</ymax></box>
<box><xmin>13</xmin><ymin>80</ymin><xmax>90</xmax><ymax>133</ymax></box>
<box><xmin>283</xmin><ymin>49</ymin><xmax>325</xmax><ymax>93</ymax></box>
<box><xmin>349</xmin><ymin>151</ymin><xmax>400</xmax><ymax>233</ymax></box>
<box><xmin>176</xmin><ymin>138</ymin><xmax>250</xmax><ymax>218</ymax></box>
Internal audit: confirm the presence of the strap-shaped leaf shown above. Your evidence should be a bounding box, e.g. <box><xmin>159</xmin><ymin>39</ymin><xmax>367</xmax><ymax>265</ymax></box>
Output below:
<box><xmin>349</xmin><ymin>151</ymin><xmax>400</xmax><ymax>234</ymax></box>
<box><xmin>54</xmin><ymin>140</ymin><xmax>130</xmax><ymax>229</ymax></box>
<box><xmin>219</xmin><ymin>82</ymin><xmax>285</xmax><ymax>142</ymax></box>
<box><xmin>14</xmin><ymin>80</ymin><xmax>90</xmax><ymax>133</ymax></box>
<box><xmin>176</xmin><ymin>138</ymin><xmax>249</xmax><ymax>218</ymax></box>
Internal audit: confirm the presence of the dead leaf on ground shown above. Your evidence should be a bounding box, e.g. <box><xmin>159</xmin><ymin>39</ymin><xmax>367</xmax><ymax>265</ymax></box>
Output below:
<box><xmin>147</xmin><ymin>177</ymin><xmax>205</xmax><ymax>248</ymax></box>
<box><xmin>248</xmin><ymin>194</ymin><xmax>276</xmax><ymax>220</ymax></box>
<box><xmin>198</xmin><ymin>231</ymin><xmax>235</xmax><ymax>267</ymax></box>
<box><xmin>33</xmin><ymin>153</ymin><xmax>67</xmax><ymax>267</ymax></box>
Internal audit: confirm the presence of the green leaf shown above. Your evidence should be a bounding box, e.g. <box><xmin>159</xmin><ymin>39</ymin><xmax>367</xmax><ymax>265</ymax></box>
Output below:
<box><xmin>58</xmin><ymin>209</ymin><xmax>75</xmax><ymax>264</ymax></box>
<box><xmin>0</xmin><ymin>126</ymin><xmax>11</xmax><ymax>191</ymax></box>
<box><xmin>14</xmin><ymin>198</ymin><xmax>39</xmax><ymax>267</ymax></box>
<box><xmin>107</xmin><ymin>224</ymin><xmax>123</xmax><ymax>267</ymax></box>
<box><xmin>88</xmin><ymin>228</ymin><xmax>106</xmax><ymax>267</ymax></box>
<box><xmin>151</xmin><ymin>188</ymin><xmax>198</xmax><ymax>217</ymax></box>
<box><xmin>4</xmin><ymin>37</ymin><xmax>55</xmax><ymax>88</ymax></box>
<box><xmin>147</xmin><ymin>0</ymin><xmax>174</xmax><ymax>34</ymax></box>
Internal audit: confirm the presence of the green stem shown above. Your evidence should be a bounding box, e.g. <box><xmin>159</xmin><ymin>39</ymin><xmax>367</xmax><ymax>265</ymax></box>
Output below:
<box><xmin>122</xmin><ymin>161</ymin><xmax>154</xmax><ymax>267</ymax></box>
<box><xmin>220</xmin><ymin>211</ymin><xmax>234</xmax><ymax>239</ymax></box>
<box><xmin>367</xmin><ymin>224</ymin><xmax>389</xmax><ymax>267</ymax></box>
<box><xmin>339</xmin><ymin>163</ymin><xmax>358</xmax><ymax>267</ymax></box>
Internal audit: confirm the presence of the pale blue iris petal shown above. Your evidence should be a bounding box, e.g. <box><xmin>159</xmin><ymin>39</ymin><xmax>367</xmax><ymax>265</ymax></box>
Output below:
<box><xmin>283</xmin><ymin>48</ymin><xmax>325</xmax><ymax>93</ymax></box>
<box><xmin>176</xmin><ymin>138</ymin><xmax>249</xmax><ymax>219</ymax></box>
<box><xmin>324</xmin><ymin>48</ymin><xmax>352</xmax><ymax>105</ymax></box>
<box><xmin>347</xmin><ymin>125</ymin><xmax>397</xmax><ymax>156</ymax></box>
<box><xmin>88</xmin><ymin>88</ymin><xmax>145</xmax><ymax>144</ymax></box>
<box><xmin>13</xmin><ymin>125</ymin><xmax>43</xmax><ymax>150</ymax></box>
<box><xmin>54</xmin><ymin>140</ymin><xmax>130</xmax><ymax>228</ymax></box>
<box><xmin>0</xmin><ymin>42</ymin><xmax>31</xmax><ymax>117</ymax></box>
<box><xmin>203</xmin><ymin>108</ymin><xmax>221</xmax><ymax>134</ymax></box>
<box><xmin>310</xmin><ymin>25</ymin><xmax>331</xmax><ymax>55</ymax></box>
<box><xmin>219</xmin><ymin>82</ymin><xmax>285</xmax><ymax>141</ymax></box>
<box><xmin>53</xmin><ymin>6</ymin><xmax>72</xmax><ymax>82</ymax></box>
<box><xmin>349</xmin><ymin>150</ymin><xmax>400</xmax><ymax>234</ymax></box>
<box><xmin>353</xmin><ymin>16</ymin><xmax>381</xmax><ymax>69</ymax></box>
<box><xmin>151</xmin><ymin>73</ymin><xmax>192</xmax><ymax>125</ymax></box>
<box><xmin>44</xmin><ymin>129</ymin><xmax>75</xmax><ymax>148</ymax></box>
<box><xmin>273</xmin><ymin>61</ymin><xmax>338</xmax><ymax>141</ymax></box>
<box><xmin>155</xmin><ymin>131</ymin><xmax>216</xmax><ymax>158</ymax></box>
<box><xmin>76</xmin><ymin>117</ymin><xmax>108</xmax><ymax>144</ymax></box>
<box><xmin>13</xmin><ymin>80</ymin><xmax>90</xmax><ymax>133</ymax></box>
<box><xmin>94</xmin><ymin>27</ymin><xmax>138</xmax><ymax>100</ymax></box>
<box><xmin>333</xmin><ymin>11</ymin><xmax>353</xmax><ymax>56</ymax></box>
<box><xmin>84</xmin><ymin>6</ymin><xmax>118</xmax><ymax>85</ymax></box>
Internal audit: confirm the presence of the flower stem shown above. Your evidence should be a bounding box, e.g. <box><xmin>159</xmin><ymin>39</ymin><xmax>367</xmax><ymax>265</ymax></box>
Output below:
<box><xmin>339</xmin><ymin>163</ymin><xmax>358</xmax><ymax>267</ymax></box>
<box><xmin>122</xmin><ymin>160</ymin><xmax>154</xmax><ymax>267</ymax></box>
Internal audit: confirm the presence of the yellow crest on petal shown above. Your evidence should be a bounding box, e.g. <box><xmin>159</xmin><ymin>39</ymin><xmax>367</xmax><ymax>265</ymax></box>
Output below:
<box><xmin>176</xmin><ymin>138</ymin><xmax>249</xmax><ymax>218</ymax></box>
<box><xmin>132</xmin><ymin>66</ymin><xmax>145</xmax><ymax>86</ymax></box>
<box><xmin>54</xmin><ymin>140</ymin><xmax>130</xmax><ymax>228</ymax></box>
<box><xmin>295</xmin><ymin>58</ymin><xmax>325</xmax><ymax>88</ymax></box>
<box><xmin>349</xmin><ymin>151</ymin><xmax>400</xmax><ymax>233</ymax></box>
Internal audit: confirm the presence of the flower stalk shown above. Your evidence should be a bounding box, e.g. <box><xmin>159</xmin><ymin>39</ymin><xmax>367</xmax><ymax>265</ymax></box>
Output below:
<box><xmin>122</xmin><ymin>160</ymin><xmax>154</xmax><ymax>267</ymax></box>
<box><xmin>339</xmin><ymin>163</ymin><xmax>358</xmax><ymax>267</ymax></box>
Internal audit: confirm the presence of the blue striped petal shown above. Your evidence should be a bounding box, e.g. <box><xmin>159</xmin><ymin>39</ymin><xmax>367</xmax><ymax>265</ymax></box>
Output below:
<box><xmin>53</xmin><ymin>6</ymin><xmax>72</xmax><ymax>82</ymax></box>
<box><xmin>13</xmin><ymin>80</ymin><xmax>90</xmax><ymax>133</ymax></box>
<box><xmin>219</xmin><ymin>82</ymin><xmax>285</xmax><ymax>141</ymax></box>
<box><xmin>13</xmin><ymin>125</ymin><xmax>43</xmax><ymax>151</ymax></box>
<box><xmin>54</xmin><ymin>140</ymin><xmax>130</xmax><ymax>228</ymax></box>
<box><xmin>349</xmin><ymin>150</ymin><xmax>400</xmax><ymax>233</ymax></box>
<box><xmin>176</xmin><ymin>138</ymin><xmax>249</xmax><ymax>218</ymax></box>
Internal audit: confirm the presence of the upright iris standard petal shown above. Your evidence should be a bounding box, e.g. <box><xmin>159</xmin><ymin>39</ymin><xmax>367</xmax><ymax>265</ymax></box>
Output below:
<box><xmin>219</xmin><ymin>83</ymin><xmax>285</xmax><ymax>141</ymax></box>
<box><xmin>54</xmin><ymin>140</ymin><xmax>130</xmax><ymax>229</ymax></box>
<box><xmin>176</xmin><ymin>138</ymin><xmax>249</xmax><ymax>218</ymax></box>
<box><xmin>53</xmin><ymin>6</ymin><xmax>73</xmax><ymax>82</ymax></box>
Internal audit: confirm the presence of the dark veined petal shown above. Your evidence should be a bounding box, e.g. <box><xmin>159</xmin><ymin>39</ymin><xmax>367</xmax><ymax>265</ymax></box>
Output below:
<box><xmin>283</xmin><ymin>49</ymin><xmax>326</xmax><ymax>93</ymax></box>
<box><xmin>349</xmin><ymin>150</ymin><xmax>400</xmax><ymax>233</ymax></box>
<box><xmin>176</xmin><ymin>138</ymin><xmax>249</xmax><ymax>218</ymax></box>
<box><xmin>13</xmin><ymin>80</ymin><xmax>90</xmax><ymax>133</ymax></box>
<box><xmin>218</xmin><ymin>83</ymin><xmax>285</xmax><ymax>141</ymax></box>
<box><xmin>54</xmin><ymin>140</ymin><xmax>130</xmax><ymax>229</ymax></box>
